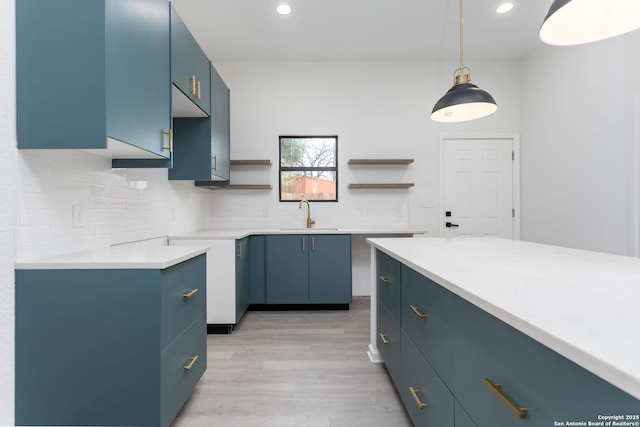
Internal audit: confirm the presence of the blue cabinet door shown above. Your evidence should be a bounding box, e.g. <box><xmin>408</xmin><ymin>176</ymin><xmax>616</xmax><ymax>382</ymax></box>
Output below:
<box><xmin>170</xmin><ymin>6</ymin><xmax>211</xmax><ymax>116</ymax></box>
<box><xmin>376</xmin><ymin>250</ymin><xmax>401</xmax><ymax>322</ymax></box>
<box><xmin>236</xmin><ymin>237</ymin><xmax>250</xmax><ymax>322</ymax></box>
<box><xmin>209</xmin><ymin>64</ymin><xmax>231</xmax><ymax>181</ymax></box>
<box><xmin>265</xmin><ymin>235</ymin><xmax>309</xmax><ymax>304</ymax></box>
<box><xmin>249</xmin><ymin>235</ymin><xmax>266</xmax><ymax>304</ymax></box>
<box><xmin>308</xmin><ymin>234</ymin><xmax>352</xmax><ymax>303</ymax></box>
<box><xmin>17</xmin><ymin>0</ymin><xmax>171</xmax><ymax>160</ymax></box>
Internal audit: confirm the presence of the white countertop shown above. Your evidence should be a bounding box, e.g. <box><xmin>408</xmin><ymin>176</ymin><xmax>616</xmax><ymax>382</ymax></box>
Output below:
<box><xmin>15</xmin><ymin>245</ymin><xmax>209</xmax><ymax>270</ymax></box>
<box><xmin>367</xmin><ymin>237</ymin><xmax>640</xmax><ymax>400</ymax></box>
<box><xmin>169</xmin><ymin>228</ymin><xmax>428</xmax><ymax>240</ymax></box>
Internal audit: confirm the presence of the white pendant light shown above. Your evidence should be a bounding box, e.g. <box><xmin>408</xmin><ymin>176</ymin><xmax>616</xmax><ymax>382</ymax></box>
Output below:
<box><xmin>540</xmin><ymin>0</ymin><xmax>640</xmax><ymax>46</ymax></box>
<box><xmin>431</xmin><ymin>0</ymin><xmax>497</xmax><ymax>123</ymax></box>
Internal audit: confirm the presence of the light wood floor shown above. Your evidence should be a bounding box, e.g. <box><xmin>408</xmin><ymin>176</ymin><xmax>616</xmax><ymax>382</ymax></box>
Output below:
<box><xmin>172</xmin><ymin>297</ymin><xmax>412</xmax><ymax>427</ymax></box>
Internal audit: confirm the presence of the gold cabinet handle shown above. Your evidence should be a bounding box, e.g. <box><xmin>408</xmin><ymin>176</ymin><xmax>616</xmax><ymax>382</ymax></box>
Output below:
<box><xmin>190</xmin><ymin>75</ymin><xmax>196</xmax><ymax>95</ymax></box>
<box><xmin>183</xmin><ymin>355</ymin><xmax>199</xmax><ymax>371</ymax></box>
<box><xmin>378</xmin><ymin>276</ymin><xmax>390</xmax><ymax>284</ymax></box>
<box><xmin>237</xmin><ymin>242</ymin><xmax>242</xmax><ymax>258</ymax></box>
<box><xmin>196</xmin><ymin>81</ymin><xmax>201</xmax><ymax>99</ymax></box>
<box><xmin>183</xmin><ymin>288</ymin><xmax>199</xmax><ymax>298</ymax></box>
<box><xmin>483</xmin><ymin>378</ymin><xmax>528</xmax><ymax>419</ymax></box>
<box><xmin>409</xmin><ymin>305</ymin><xmax>428</xmax><ymax>319</ymax></box>
<box><xmin>312</xmin><ymin>237</ymin><xmax>315</xmax><ymax>252</ymax></box>
<box><xmin>212</xmin><ymin>155</ymin><xmax>217</xmax><ymax>171</ymax></box>
<box><xmin>302</xmin><ymin>237</ymin><xmax>305</xmax><ymax>252</ymax></box>
<box><xmin>379</xmin><ymin>333</ymin><xmax>390</xmax><ymax>345</ymax></box>
<box><xmin>408</xmin><ymin>387</ymin><xmax>428</xmax><ymax>410</ymax></box>
<box><xmin>162</xmin><ymin>128</ymin><xmax>173</xmax><ymax>152</ymax></box>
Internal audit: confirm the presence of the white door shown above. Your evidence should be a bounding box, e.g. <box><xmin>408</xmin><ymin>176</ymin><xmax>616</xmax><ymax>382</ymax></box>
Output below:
<box><xmin>442</xmin><ymin>138</ymin><xmax>514</xmax><ymax>238</ymax></box>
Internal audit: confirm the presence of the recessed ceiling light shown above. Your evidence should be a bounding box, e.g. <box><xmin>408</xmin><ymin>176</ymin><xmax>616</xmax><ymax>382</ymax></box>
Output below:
<box><xmin>276</xmin><ymin>4</ymin><xmax>292</xmax><ymax>15</ymax></box>
<box><xmin>496</xmin><ymin>2</ymin><xmax>514</xmax><ymax>14</ymax></box>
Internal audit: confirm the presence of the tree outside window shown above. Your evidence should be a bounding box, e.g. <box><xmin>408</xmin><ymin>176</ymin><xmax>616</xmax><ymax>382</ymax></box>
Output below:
<box><xmin>279</xmin><ymin>136</ymin><xmax>338</xmax><ymax>202</ymax></box>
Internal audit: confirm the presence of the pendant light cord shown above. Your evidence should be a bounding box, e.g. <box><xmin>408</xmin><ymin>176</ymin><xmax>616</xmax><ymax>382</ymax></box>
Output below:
<box><xmin>459</xmin><ymin>0</ymin><xmax>464</xmax><ymax>70</ymax></box>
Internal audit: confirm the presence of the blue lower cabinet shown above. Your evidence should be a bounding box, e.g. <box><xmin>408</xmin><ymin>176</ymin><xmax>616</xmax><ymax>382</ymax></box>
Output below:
<box><xmin>266</xmin><ymin>234</ymin><xmax>352</xmax><ymax>304</ymax></box>
<box><xmin>377</xmin><ymin>299</ymin><xmax>401</xmax><ymax>385</ymax></box>
<box><xmin>453</xmin><ymin>296</ymin><xmax>640</xmax><ymax>426</ymax></box>
<box><xmin>401</xmin><ymin>264</ymin><xmax>455</xmax><ymax>387</ymax></box>
<box><xmin>399</xmin><ymin>331</ymin><xmax>455</xmax><ymax>427</ymax></box>
<box><xmin>309</xmin><ymin>234</ymin><xmax>352</xmax><ymax>304</ymax></box>
<box><xmin>15</xmin><ymin>255</ymin><xmax>207</xmax><ymax>427</ymax></box>
<box><xmin>266</xmin><ymin>235</ymin><xmax>310</xmax><ymax>304</ymax></box>
<box><xmin>248</xmin><ymin>235</ymin><xmax>266</xmax><ymax>304</ymax></box>
<box><xmin>376</xmin><ymin>250</ymin><xmax>401</xmax><ymax>322</ymax></box>
<box><xmin>236</xmin><ymin>237</ymin><xmax>250</xmax><ymax>322</ymax></box>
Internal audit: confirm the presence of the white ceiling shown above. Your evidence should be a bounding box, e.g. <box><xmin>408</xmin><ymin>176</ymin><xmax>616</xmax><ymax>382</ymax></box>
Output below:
<box><xmin>171</xmin><ymin>0</ymin><xmax>553</xmax><ymax>62</ymax></box>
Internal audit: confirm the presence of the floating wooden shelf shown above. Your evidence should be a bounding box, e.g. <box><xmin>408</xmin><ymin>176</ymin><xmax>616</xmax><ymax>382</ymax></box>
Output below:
<box><xmin>348</xmin><ymin>183</ymin><xmax>415</xmax><ymax>189</ymax></box>
<box><xmin>230</xmin><ymin>160</ymin><xmax>272</xmax><ymax>166</ymax></box>
<box><xmin>197</xmin><ymin>184</ymin><xmax>272</xmax><ymax>190</ymax></box>
<box><xmin>348</xmin><ymin>159</ymin><xmax>414</xmax><ymax>165</ymax></box>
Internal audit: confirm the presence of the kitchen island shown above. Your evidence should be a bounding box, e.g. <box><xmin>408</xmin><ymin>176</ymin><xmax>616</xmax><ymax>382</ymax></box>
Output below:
<box><xmin>367</xmin><ymin>237</ymin><xmax>639</xmax><ymax>426</ymax></box>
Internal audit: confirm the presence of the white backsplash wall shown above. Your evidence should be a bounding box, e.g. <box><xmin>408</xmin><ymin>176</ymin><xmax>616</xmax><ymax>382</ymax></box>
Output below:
<box><xmin>207</xmin><ymin>61</ymin><xmax>522</xmax><ymax>232</ymax></box>
<box><xmin>17</xmin><ymin>150</ymin><xmax>210</xmax><ymax>261</ymax></box>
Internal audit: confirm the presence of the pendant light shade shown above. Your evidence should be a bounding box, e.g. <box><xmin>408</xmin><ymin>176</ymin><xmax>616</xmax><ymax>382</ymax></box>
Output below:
<box><xmin>431</xmin><ymin>0</ymin><xmax>497</xmax><ymax>123</ymax></box>
<box><xmin>431</xmin><ymin>68</ymin><xmax>498</xmax><ymax>123</ymax></box>
<box><xmin>540</xmin><ymin>0</ymin><xmax>640</xmax><ymax>46</ymax></box>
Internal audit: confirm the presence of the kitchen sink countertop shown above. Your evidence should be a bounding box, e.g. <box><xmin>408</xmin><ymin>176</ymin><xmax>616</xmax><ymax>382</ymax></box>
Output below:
<box><xmin>15</xmin><ymin>244</ymin><xmax>209</xmax><ymax>270</ymax></box>
<box><xmin>169</xmin><ymin>228</ymin><xmax>428</xmax><ymax>240</ymax></box>
<box><xmin>367</xmin><ymin>237</ymin><xmax>640</xmax><ymax>400</ymax></box>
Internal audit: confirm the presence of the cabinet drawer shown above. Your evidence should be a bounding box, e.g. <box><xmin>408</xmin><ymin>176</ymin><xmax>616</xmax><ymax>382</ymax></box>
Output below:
<box><xmin>454</xmin><ymin>297</ymin><xmax>640</xmax><ymax>426</ymax></box>
<box><xmin>377</xmin><ymin>298</ymin><xmax>401</xmax><ymax>385</ymax></box>
<box><xmin>161</xmin><ymin>313</ymin><xmax>207</xmax><ymax>427</ymax></box>
<box><xmin>161</xmin><ymin>254</ymin><xmax>206</xmax><ymax>348</ymax></box>
<box><xmin>376</xmin><ymin>250</ymin><xmax>401</xmax><ymax>322</ymax></box>
<box><xmin>399</xmin><ymin>331</ymin><xmax>454</xmax><ymax>427</ymax></box>
<box><xmin>401</xmin><ymin>265</ymin><xmax>455</xmax><ymax>387</ymax></box>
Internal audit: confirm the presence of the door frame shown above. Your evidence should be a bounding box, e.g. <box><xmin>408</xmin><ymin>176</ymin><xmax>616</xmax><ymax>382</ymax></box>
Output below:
<box><xmin>439</xmin><ymin>134</ymin><xmax>521</xmax><ymax>240</ymax></box>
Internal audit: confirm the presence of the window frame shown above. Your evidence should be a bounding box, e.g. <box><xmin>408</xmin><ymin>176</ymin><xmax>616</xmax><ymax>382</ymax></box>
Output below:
<box><xmin>278</xmin><ymin>135</ymin><xmax>339</xmax><ymax>203</ymax></box>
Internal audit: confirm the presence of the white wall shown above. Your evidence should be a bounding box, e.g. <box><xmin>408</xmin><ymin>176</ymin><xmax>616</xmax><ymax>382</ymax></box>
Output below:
<box><xmin>521</xmin><ymin>36</ymin><xmax>638</xmax><ymax>255</ymax></box>
<box><xmin>0</xmin><ymin>0</ymin><xmax>16</xmax><ymax>422</ymax></box>
<box><xmin>209</xmin><ymin>60</ymin><xmax>521</xmax><ymax>293</ymax></box>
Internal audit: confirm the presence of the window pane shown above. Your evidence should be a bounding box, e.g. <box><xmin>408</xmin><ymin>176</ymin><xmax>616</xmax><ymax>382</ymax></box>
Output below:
<box><xmin>280</xmin><ymin>171</ymin><xmax>337</xmax><ymax>201</ymax></box>
<box><xmin>280</xmin><ymin>137</ymin><xmax>336</xmax><ymax>168</ymax></box>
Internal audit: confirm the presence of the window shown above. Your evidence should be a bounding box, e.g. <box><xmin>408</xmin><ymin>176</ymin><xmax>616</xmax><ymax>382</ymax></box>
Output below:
<box><xmin>279</xmin><ymin>135</ymin><xmax>338</xmax><ymax>202</ymax></box>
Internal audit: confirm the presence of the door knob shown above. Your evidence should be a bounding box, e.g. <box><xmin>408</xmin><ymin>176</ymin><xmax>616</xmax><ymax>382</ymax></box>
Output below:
<box><xmin>445</xmin><ymin>222</ymin><xmax>459</xmax><ymax>228</ymax></box>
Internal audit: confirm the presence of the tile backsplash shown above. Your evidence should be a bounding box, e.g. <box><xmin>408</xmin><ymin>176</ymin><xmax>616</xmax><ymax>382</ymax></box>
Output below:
<box><xmin>17</xmin><ymin>149</ymin><xmax>209</xmax><ymax>261</ymax></box>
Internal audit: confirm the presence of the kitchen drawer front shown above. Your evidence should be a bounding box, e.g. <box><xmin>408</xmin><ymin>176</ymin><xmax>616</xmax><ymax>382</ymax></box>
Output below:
<box><xmin>376</xmin><ymin>250</ymin><xmax>401</xmax><ymax>322</ymax></box>
<box><xmin>376</xmin><ymin>298</ymin><xmax>401</xmax><ymax>385</ymax></box>
<box><xmin>399</xmin><ymin>331</ymin><xmax>455</xmax><ymax>427</ymax></box>
<box><xmin>161</xmin><ymin>313</ymin><xmax>207</xmax><ymax>427</ymax></box>
<box><xmin>161</xmin><ymin>254</ymin><xmax>207</xmax><ymax>349</ymax></box>
<box><xmin>454</xmin><ymin>297</ymin><xmax>640</xmax><ymax>427</ymax></box>
<box><xmin>401</xmin><ymin>264</ymin><xmax>455</xmax><ymax>387</ymax></box>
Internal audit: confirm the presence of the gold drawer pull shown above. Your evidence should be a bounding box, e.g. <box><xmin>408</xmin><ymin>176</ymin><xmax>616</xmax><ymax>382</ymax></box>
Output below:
<box><xmin>409</xmin><ymin>305</ymin><xmax>428</xmax><ymax>319</ymax></box>
<box><xmin>378</xmin><ymin>275</ymin><xmax>390</xmax><ymax>284</ymax></box>
<box><xmin>190</xmin><ymin>75</ymin><xmax>197</xmax><ymax>95</ymax></box>
<box><xmin>196</xmin><ymin>80</ymin><xmax>201</xmax><ymax>99</ymax></box>
<box><xmin>237</xmin><ymin>242</ymin><xmax>242</xmax><ymax>257</ymax></box>
<box><xmin>408</xmin><ymin>387</ymin><xmax>428</xmax><ymax>410</ymax></box>
<box><xmin>183</xmin><ymin>355</ymin><xmax>199</xmax><ymax>371</ymax></box>
<box><xmin>379</xmin><ymin>333</ymin><xmax>390</xmax><ymax>344</ymax></box>
<box><xmin>183</xmin><ymin>288</ymin><xmax>199</xmax><ymax>299</ymax></box>
<box><xmin>162</xmin><ymin>128</ymin><xmax>173</xmax><ymax>152</ymax></box>
<box><xmin>483</xmin><ymin>378</ymin><xmax>528</xmax><ymax>419</ymax></box>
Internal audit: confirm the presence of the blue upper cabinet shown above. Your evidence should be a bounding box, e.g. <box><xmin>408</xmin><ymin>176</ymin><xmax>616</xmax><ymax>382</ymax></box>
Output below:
<box><xmin>209</xmin><ymin>64</ymin><xmax>231</xmax><ymax>181</ymax></box>
<box><xmin>171</xmin><ymin>6</ymin><xmax>211</xmax><ymax>117</ymax></box>
<box><xmin>169</xmin><ymin>64</ymin><xmax>230</xmax><ymax>181</ymax></box>
<box><xmin>16</xmin><ymin>0</ymin><xmax>172</xmax><ymax>162</ymax></box>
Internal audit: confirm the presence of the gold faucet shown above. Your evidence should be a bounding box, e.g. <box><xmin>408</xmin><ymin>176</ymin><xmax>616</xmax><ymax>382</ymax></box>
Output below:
<box><xmin>298</xmin><ymin>198</ymin><xmax>315</xmax><ymax>229</ymax></box>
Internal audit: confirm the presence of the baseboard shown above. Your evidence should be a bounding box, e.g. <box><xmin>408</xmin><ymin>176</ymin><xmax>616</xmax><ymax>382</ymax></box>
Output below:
<box><xmin>207</xmin><ymin>323</ymin><xmax>235</xmax><ymax>334</ymax></box>
<box><xmin>248</xmin><ymin>303</ymin><xmax>350</xmax><ymax>311</ymax></box>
